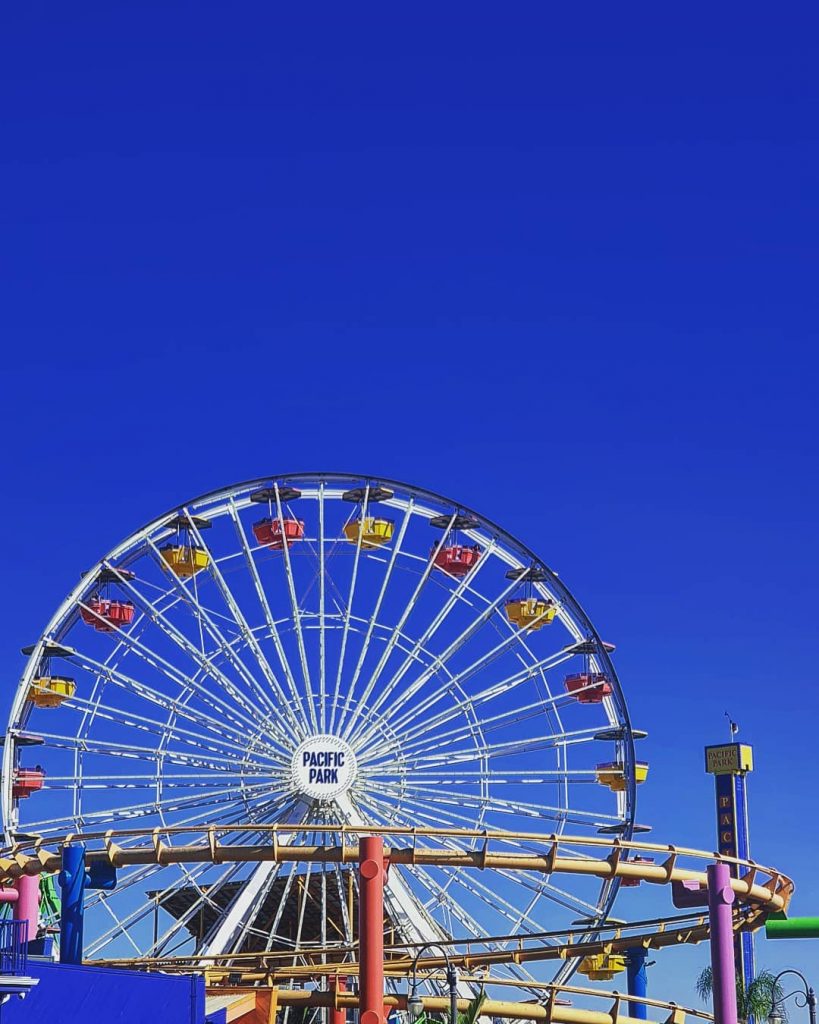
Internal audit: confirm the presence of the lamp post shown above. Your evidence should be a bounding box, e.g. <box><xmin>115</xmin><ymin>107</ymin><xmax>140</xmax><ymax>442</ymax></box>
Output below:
<box><xmin>407</xmin><ymin>943</ymin><xmax>459</xmax><ymax>1024</ymax></box>
<box><xmin>767</xmin><ymin>970</ymin><xmax>816</xmax><ymax>1024</ymax></box>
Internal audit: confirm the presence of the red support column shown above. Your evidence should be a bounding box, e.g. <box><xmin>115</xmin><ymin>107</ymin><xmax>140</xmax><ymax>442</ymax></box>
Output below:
<box><xmin>359</xmin><ymin>836</ymin><xmax>385</xmax><ymax>1024</ymax></box>
<box><xmin>329</xmin><ymin>975</ymin><xmax>347</xmax><ymax>1024</ymax></box>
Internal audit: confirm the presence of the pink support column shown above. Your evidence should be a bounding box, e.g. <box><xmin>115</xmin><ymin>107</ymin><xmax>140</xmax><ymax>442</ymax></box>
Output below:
<box><xmin>359</xmin><ymin>837</ymin><xmax>384</xmax><ymax>1024</ymax></box>
<box><xmin>707</xmin><ymin>862</ymin><xmax>738</xmax><ymax>1024</ymax></box>
<box><xmin>13</xmin><ymin>874</ymin><xmax>38</xmax><ymax>945</ymax></box>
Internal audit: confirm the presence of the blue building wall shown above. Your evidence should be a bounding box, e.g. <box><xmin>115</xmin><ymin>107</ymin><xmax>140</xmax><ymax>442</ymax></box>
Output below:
<box><xmin>4</xmin><ymin>959</ymin><xmax>205</xmax><ymax>1023</ymax></box>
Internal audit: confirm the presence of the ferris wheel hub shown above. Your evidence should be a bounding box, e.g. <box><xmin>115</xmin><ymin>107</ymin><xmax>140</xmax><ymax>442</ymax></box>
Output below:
<box><xmin>290</xmin><ymin>734</ymin><xmax>357</xmax><ymax>802</ymax></box>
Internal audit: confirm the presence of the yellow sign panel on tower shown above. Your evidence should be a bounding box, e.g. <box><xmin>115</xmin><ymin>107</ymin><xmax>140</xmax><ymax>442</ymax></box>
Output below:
<box><xmin>704</xmin><ymin>743</ymin><xmax>754</xmax><ymax>776</ymax></box>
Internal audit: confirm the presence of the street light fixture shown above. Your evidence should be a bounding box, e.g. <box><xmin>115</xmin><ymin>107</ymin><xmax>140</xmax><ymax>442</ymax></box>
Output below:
<box><xmin>406</xmin><ymin>943</ymin><xmax>459</xmax><ymax>1024</ymax></box>
<box><xmin>767</xmin><ymin>970</ymin><xmax>816</xmax><ymax>1024</ymax></box>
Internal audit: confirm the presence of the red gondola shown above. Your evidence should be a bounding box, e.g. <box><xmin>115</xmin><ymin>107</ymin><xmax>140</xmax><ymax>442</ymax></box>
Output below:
<box><xmin>12</xmin><ymin>769</ymin><xmax>44</xmax><ymax>800</ymax></box>
<box><xmin>431</xmin><ymin>544</ymin><xmax>482</xmax><ymax>578</ymax></box>
<box><xmin>564</xmin><ymin>672</ymin><xmax>612</xmax><ymax>704</ymax></box>
<box><xmin>80</xmin><ymin>597</ymin><xmax>135</xmax><ymax>632</ymax></box>
<box><xmin>252</xmin><ymin>518</ymin><xmax>305</xmax><ymax>550</ymax></box>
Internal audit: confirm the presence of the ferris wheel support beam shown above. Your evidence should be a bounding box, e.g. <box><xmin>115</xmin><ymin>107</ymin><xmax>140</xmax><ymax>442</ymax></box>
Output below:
<box><xmin>198</xmin><ymin>798</ymin><xmax>311</xmax><ymax>957</ymax></box>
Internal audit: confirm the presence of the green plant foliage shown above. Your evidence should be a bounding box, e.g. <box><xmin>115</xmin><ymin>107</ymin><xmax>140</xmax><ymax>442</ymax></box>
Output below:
<box><xmin>696</xmin><ymin>966</ymin><xmax>786</xmax><ymax>1023</ymax></box>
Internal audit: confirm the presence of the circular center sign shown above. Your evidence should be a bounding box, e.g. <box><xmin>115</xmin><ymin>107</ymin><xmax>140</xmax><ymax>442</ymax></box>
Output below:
<box><xmin>290</xmin><ymin>735</ymin><xmax>357</xmax><ymax>801</ymax></box>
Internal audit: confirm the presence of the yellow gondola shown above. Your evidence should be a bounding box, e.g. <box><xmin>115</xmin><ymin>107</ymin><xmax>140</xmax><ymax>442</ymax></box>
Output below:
<box><xmin>160</xmin><ymin>544</ymin><xmax>210</xmax><ymax>577</ymax></box>
<box><xmin>596</xmin><ymin>761</ymin><xmax>649</xmax><ymax>792</ymax></box>
<box><xmin>27</xmin><ymin>676</ymin><xmax>76</xmax><ymax>709</ymax></box>
<box><xmin>343</xmin><ymin>518</ymin><xmax>395</xmax><ymax>549</ymax></box>
<box><xmin>578</xmin><ymin>953</ymin><xmax>628</xmax><ymax>981</ymax></box>
<box><xmin>504</xmin><ymin>598</ymin><xmax>556</xmax><ymax>630</ymax></box>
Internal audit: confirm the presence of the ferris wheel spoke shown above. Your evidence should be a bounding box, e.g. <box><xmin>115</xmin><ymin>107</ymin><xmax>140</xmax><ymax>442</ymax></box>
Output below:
<box><xmin>35</xmin><ymin>729</ymin><xmax>286</xmax><ymax>777</ymax></box>
<box><xmin>332</xmin><ymin>862</ymin><xmax>354</xmax><ymax>947</ymax></box>
<box><xmin>267</xmin><ymin>485</ymin><xmax>317</xmax><ymax>734</ymax></box>
<box><xmin>48</xmin><ymin>772</ymin><xmax>282</xmax><ymax>825</ymax></box>
<box><xmin>359</xmin><ymin>648</ymin><xmax>576</xmax><ymax>765</ymax></box>
<box><xmin>341</xmin><ymin>511</ymin><xmax>458</xmax><ymax>740</ymax></box>
<box><xmin>68</xmin><ymin>645</ymin><xmax>278</xmax><ymax>754</ymax></box>
<box><xmin>364</xmin><ymin>645</ymin><xmax>575</xmax><ymax>755</ymax></box>
<box><xmin>45</xmin><ymin>768</ymin><xmax>280</xmax><ymax>788</ymax></box>
<box><xmin>18</xmin><ymin>780</ymin><xmax>277</xmax><ymax>838</ymax></box>
<box><xmin>328</xmin><ymin>487</ymin><xmax>373</xmax><ymax>733</ymax></box>
<box><xmin>375</xmin><ymin>729</ymin><xmax>602</xmax><ymax>771</ymax></box>
<box><xmin>228</xmin><ymin>499</ymin><xmax>309</xmax><ymax>739</ymax></box>
<box><xmin>184</xmin><ymin>511</ymin><xmax>308</xmax><ymax>737</ymax></box>
<box><xmin>376</xmin><ymin>702</ymin><xmax>597</xmax><ymax>768</ymax></box>
<box><xmin>59</xmin><ymin>690</ymin><xmax>285</xmax><ymax>768</ymax></box>
<box><xmin>371</xmin><ymin>716</ymin><xmax>599</xmax><ymax>771</ymax></box>
<box><xmin>349</xmin><ymin>540</ymin><xmax>506</xmax><ymax>744</ymax></box>
<box><xmin>137</xmin><ymin>545</ymin><xmax>287</xmax><ymax>727</ymax></box>
<box><xmin>74</xmin><ymin>588</ymin><xmax>276</xmax><ymax>741</ymax></box>
<box><xmin>365</xmin><ymin>779</ymin><xmax>617</xmax><ymax>828</ymax></box>
<box><xmin>318</xmin><ymin>482</ymin><xmax>327</xmax><ymax>730</ymax></box>
<box><xmin>356</xmin><ymin>784</ymin><xmax>485</xmax><ymax>838</ymax></box>
<box><xmin>368</xmin><ymin>532</ymin><xmax>499</xmax><ymax>704</ymax></box>
<box><xmin>337</xmin><ymin>500</ymin><xmax>414</xmax><ymax>739</ymax></box>
<box><xmin>431</xmin><ymin>862</ymin><xmax>547</xmax><ymax>936</ymax></box>
<box><xmin>265</xmin><ymin>861</ymin><xmax>300</xmax><ymax>952</ymax></box>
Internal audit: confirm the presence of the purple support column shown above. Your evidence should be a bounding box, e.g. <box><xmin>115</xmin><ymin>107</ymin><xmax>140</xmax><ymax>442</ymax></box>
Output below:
<box><xmin>707</xmin><ymin>862</ymin><xmax>738</xmax><ymax>1024</ymax></box>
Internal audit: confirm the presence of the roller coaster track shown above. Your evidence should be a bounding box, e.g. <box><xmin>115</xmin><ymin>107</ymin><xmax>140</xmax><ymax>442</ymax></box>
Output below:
<box><xmin>1</xmin><ymin>824</ymin><xmax>792</xmax><ymax>1022</ymax></box>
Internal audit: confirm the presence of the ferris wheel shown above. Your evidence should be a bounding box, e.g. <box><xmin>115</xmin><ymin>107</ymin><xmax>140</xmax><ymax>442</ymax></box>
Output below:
<box><xmin>5</xmin><ymin>474</ymin><xmax>645</xmax><ymax>986</ymax></box>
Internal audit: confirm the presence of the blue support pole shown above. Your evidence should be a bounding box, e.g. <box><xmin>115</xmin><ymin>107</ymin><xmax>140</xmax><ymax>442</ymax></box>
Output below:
<box><xmin>626</xmin><ymin>947</ymin><xmax>648</xmax><ymax>1020</ymax></box>
<box><xmin>57</xmin><ymin>844</ymin><xmax>118</xmax><ymax>964</ymax></box>
<box><xmin>58</xmin><ymin>843</ymin><xmax>86</xmax><ymax>965</ymax></box>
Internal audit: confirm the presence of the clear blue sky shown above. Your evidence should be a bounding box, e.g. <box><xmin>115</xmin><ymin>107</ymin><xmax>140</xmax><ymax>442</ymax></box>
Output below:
<box><xmin>2</xmin><ymin>2</ymin><xmax>818</xmax><ymax>1005</ymax></box>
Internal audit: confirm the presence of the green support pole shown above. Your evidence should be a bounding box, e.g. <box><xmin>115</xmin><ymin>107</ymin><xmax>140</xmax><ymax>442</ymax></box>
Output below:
<box><xmin>766</xmin><ymin>916</ymin><xmax>819</xmax><ymax>939</ymax></box>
